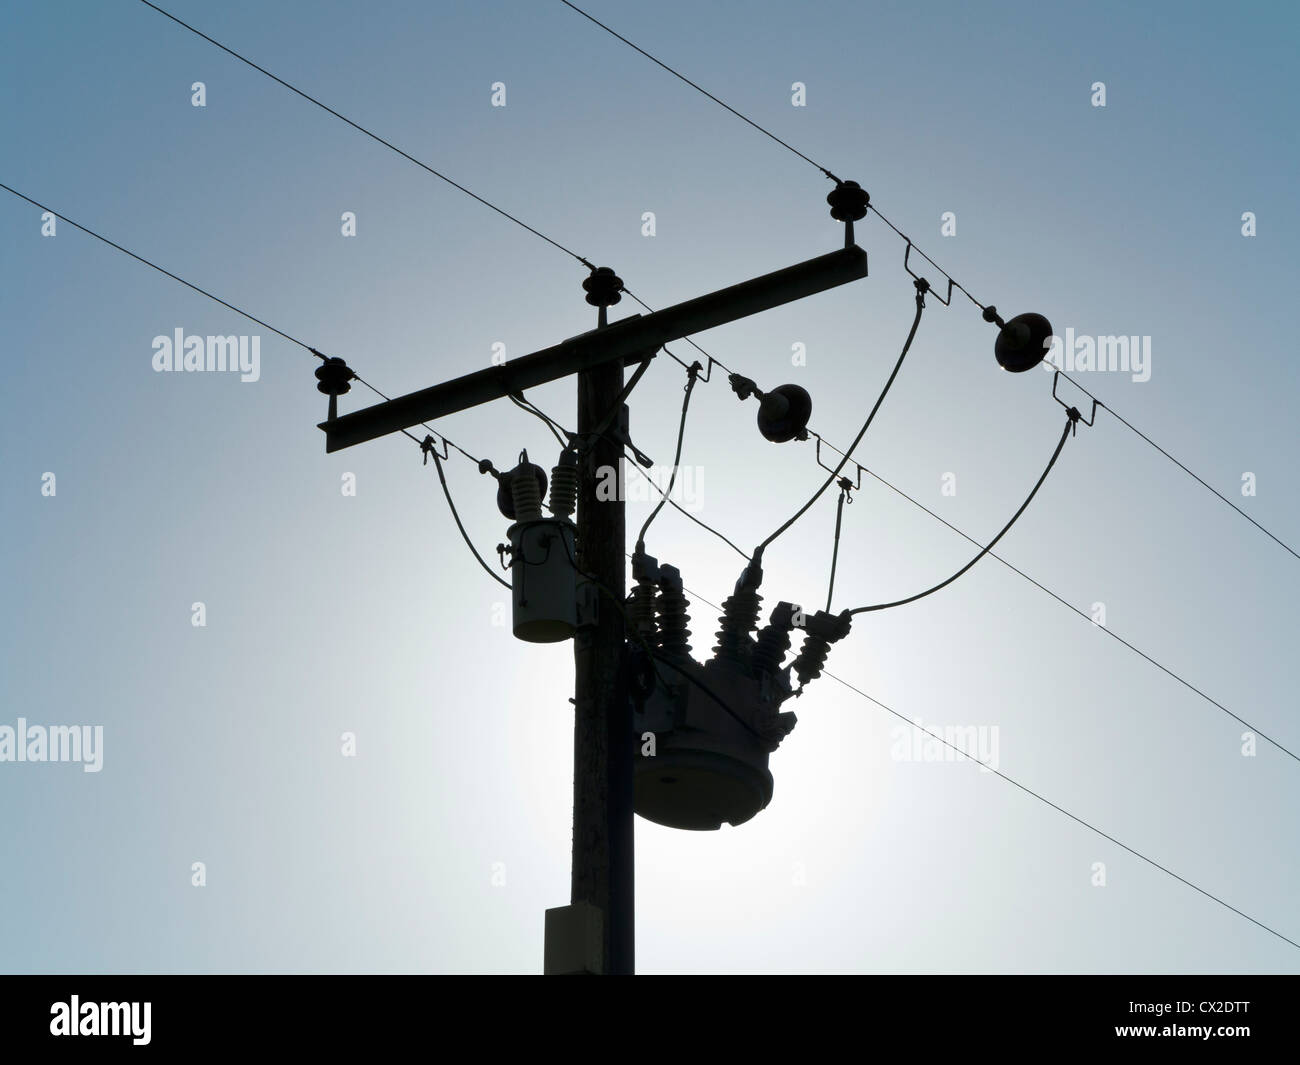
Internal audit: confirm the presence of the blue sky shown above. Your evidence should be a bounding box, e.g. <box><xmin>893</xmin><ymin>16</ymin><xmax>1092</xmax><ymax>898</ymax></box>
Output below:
<box><xmin>1</xmin><ymin>0</ymin><xmax>1297</xmax><ymax>973</ymax></box>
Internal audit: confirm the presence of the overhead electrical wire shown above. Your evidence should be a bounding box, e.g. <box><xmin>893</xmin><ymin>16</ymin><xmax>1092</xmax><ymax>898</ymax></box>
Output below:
<box><xmin>425</xmin><ymin>441</ymin><xmax>510</xmax><ymax>590</ymax></box>
<box><xmin>0</xmin><ymin>181</ymin><xmax>510</xmax><ymax>588</ymax></box>
<box><xmin>508</xmin><ymin>392</ymin><xmax>572</xmax><ymax>448</ymax></box>
<box><xmin>824</xmin><ymin>479</ymin><xmax>852</xmax><ymax>612</ymax></box>
<box><xmin>555</xmin><ymin>0</ymin><xmax>839</xmax><ymax>181</ymax></box>
<box><xmin>1053</xmin><ymin>370</ymin><xmax>1300</xmax><ymax>563</ymax></box>
<box><xmin>136</xmin><ymin>0</ymin><xmax>594</xmax><ymax>271</ymax></box>
<box><xmin>636</xmin><ymin>361</ymin><xmax>701</xmax><ymax>552</ymax></box>
<box><xmin>0</xmin><ymin>181</ymin><xmax>324</xmax><ymax>356</ymax></box>
<box><xmin>822</xmin><ymin>668</ymin><xmax>1300</xmax><ymax>952</ymax></box>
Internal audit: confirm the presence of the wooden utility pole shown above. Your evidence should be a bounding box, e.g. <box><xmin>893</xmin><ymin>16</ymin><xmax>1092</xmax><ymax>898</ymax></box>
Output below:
<box><xmin>316</xmin><ymin>243</ymin><xmax>868</xmax><ymax>975</ymax></box>
<box><xmin>572</xmin><ymin>336</ymin><xmax>633</xmax><ymax>974</ymax></box>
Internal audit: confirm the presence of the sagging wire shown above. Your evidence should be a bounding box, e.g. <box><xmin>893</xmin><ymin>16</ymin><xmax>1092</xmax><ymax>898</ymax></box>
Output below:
<box><xmin>635</xmin><ymin>360</ymin><xmax>703</xmax><ymax>553</ymax></box>
<box><xmin>421</xmin><ymin>436</ymin><xmax>510</xmax><ymax>590</ymax></box>
<box><xmin>139</xmin><ymin>0</ymin><xmax>597</xmax><ymax>273</ymax></box>
<box><xmin>508</xmin><ymin>392</ymin><xmax>572</xmax><ymax>449</ymax></box>
<box><xmin>847</xmin><ymin>409</ymin><xmax>1080</xmax><ymax>615</ymax></box>
<box><xmin>825</xmin><ymin>478</ymin><xmax>854</xmax><ymax>612</ymax></box>
<box><xmin>755</xmin><ymin>279</ymin><xmax>929</xmax><ymax>558</ymax></box>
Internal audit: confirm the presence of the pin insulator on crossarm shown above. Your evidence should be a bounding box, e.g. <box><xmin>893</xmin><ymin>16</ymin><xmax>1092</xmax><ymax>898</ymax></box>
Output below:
<box><xmin>827</xmin><ymin>180</ymin><xmax>870</xmax><ymax>247</ymax></box>
<box><xmin>314</xmin><ymin>356</ymin><xmax>354</xmax><ymax>422</ymax></box>
<box><xmin>583</xmin><ymin>266</ymin><xmax>624</xmax><ymax>326</ymax></box>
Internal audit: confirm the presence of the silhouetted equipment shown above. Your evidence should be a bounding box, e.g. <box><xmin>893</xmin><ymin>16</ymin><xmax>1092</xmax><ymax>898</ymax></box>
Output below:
<box><xmin>583</xmin><ymin>265</ymin><xmax>624</xmax><ymax>307</ymax></box>
<box><xmin>757</xmin><ymin>384</ymin><xmax>813</xmax><ymax>442</ymax></box>
<box><xmin>496</xmin><ymin>451</ymin><xmax>548</xmax><ymax>520</ymax></box>
<box><xmin>827</xmin><ymin>179</ymin><xmax>870</xmax><ymax>246</ymax></box>
<box><xmin>314</xmin><ymin>356</ymin><xmax>354</xmax><ymax>422</ymax></box>
<box><xmin>791</xmin><ymin>608</ymin><xmax>853</xmax><ymax>689</ymax></box>
<box><xmin>985</xmin><ymin>306</ymin><xmax>1054</xmax><ymax>373</ymax></box>
<box><xmin>493</xmin><ymin>449</ymin><xmax>574</xmax><ymax>643</ymax></box>
<box><xmin>547</xmin><ymin>450</ymin><xmax>579</xmax><ymax>522</ymax></box>
<box><xmin>311</xmin><ymin>236</ymin><xmax>876</xmax><ymax>974</ymax></box>
<box><xmin>317</xmin><ymin>246</ymin><xmax>868</xmax><ymax>451</ymax></box>
<box><xmin>506</xmin><ymin>519</ymin><xmax>577</xmax><ymax>643</ymax></box>
<box><xmin>634</xmin><ymin>560</ymin><xmax>802</xmax><ymax>830</ymax></box>
<box><xmin>495</xmin><ymin>450</ymin><xmax>575</xmax><ymax>643</ymax></box>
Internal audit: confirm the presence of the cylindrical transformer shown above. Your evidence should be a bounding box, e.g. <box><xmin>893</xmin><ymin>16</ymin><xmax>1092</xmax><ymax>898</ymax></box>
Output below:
<box><xmin>508</xmin><ymin>518</ymin><xmax>577</xmax><ymax>643</ymax></box>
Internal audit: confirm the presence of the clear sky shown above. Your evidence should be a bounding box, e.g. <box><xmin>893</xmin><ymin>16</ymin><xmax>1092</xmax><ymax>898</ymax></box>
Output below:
<box><xmin>1</xmin><ymin>0</ymin><xmax>1297</xmax><ymax>973</ymax></box>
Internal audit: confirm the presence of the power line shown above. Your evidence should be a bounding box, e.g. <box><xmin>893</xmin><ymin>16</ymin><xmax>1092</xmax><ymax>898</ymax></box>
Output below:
<box><xmin>636</xmin><ymin>360</ymin><xmax>701</xmax><ymax>551</ymax></box>
<box><xmin>137</xmin><ymin>0</ymin><xmax>594</xmax><ymax>271</ymax></box>
<box><xmin>423</xmin><ymin>439</ymin><xmax>510</xmax><ymax>590</ymax></box>
<box><xmin>0</xmin><ymin>177</ymin><xmax>507</xmax><ymax>482</ymax></box>
<box><xmin>824</xmin><ymin>478</ymin><xmax>852</xmax><ymax>612</ymax></box>
<box><xmin>508</xmin><ymin>392</ymin><xmax>571</xmax><ymax>449</ymax></box>
<box><xmin>0</xmin><ymin>181</ymin><xmax>324</xmax><ymax>356</ymax></box>
<box><xmin>556</xmin><ymin>0</ymin><xmax>839</xmax><ymax>182</ymax></box>
<box><xmin>819</xmin><ymin>669</ymin><xmax>1300</xmax><ymax>953</ymax></box>
<box><xmin>1053</xmin><ymin>369</ymin><xmax>1300</xmax><ymax>563</ymax></box>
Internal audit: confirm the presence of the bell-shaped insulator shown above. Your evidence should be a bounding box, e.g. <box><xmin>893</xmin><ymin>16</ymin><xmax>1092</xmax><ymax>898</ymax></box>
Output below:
<box><xmin>756</xmin><ymin>384</ymin><xmax>812</xmax><ymax>443</ymax></box>
<box><xmin>994</xmin><ymin>312</ymin><xmax>1054</xmax><ymax>373</ymax></box>
<box><xmin>497</xmin><ymin>454</ymin><xmax>548</xmax><ymax>521</ymax></box>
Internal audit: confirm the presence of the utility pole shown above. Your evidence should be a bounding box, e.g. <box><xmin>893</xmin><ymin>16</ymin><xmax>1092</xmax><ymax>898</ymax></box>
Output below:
<box><xmin>316</xmin><ymin>234</ymin><xmax>868</xmax><ymax>975</ymax></box>
<box><xmin>572</xmin><ymin>277</ymin><xmax>633</xmax><ymax>973</ymax></box>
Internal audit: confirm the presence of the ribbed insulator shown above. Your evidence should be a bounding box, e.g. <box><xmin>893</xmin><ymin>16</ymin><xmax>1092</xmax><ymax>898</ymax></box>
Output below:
<box><xmin>655</xmin><ymin>585</ymin><xmax>692</xmax><ymax>657</ymax></box>
<box><xmin>712</xmin><ymin>587</ymin><xmax>761</xmax><ymax>665</ymax></box>
<box><xmin>792</xmin><ymin>634</ymin><xmax>831</xmax><ymax>688</ymax></box>
<box><xmin>548</xmin><ymin>463</ymin><xmax>578</xmax><ymax>521</ymax></box>
<box><xmin>628</xmin><ymin>582</ymin><xmax>657</xmax><ymax>640</ymax></box>
<box><xmin>511</xmin><ymin>470</ymin><xmax>543</xmax><ymax>522</ymax></box>
<box><xmin>752</xmin><ymin>622</ymin><xmax>792</xmax><ymax>677</ymax></box>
